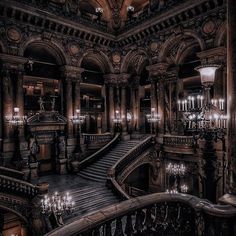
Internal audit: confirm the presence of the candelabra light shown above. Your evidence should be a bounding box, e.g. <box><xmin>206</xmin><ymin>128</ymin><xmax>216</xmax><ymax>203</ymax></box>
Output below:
<box><xmin>113</xmin><ymin>110</ymin><xmax>122</xmax><ymax>124</ymax></box>
<box><xmin>95</xmin><ymin>7</ymin><xmax>103</xmax><ymax>22</ymax></box>
<box><xmin>41</xmin><ymin>192</ymin><xmax>75</xmax><ymax>216</ymax></box>
<box><xmin>70</xmin><ymin>109</ymin><xmax>86</xmax><ymax>125</ymax></box>
<box><xmin>5</xmin><ymin>107</ymin><xmax>27</xmax><ymax>126</ymax></box>
<box><xmin>146</xmin><ymin>108</ymin><xmax>160</xmax><ymax>134</ymax></box>
<box><xmin>127</xmin><ymin>5</ymin><xmax>134</xmax><ymax>19</ymax></box>
<box><xmin>166</xmin><ymin>163</ymin><xmax>186</xmax><ymax>176</ymax></box>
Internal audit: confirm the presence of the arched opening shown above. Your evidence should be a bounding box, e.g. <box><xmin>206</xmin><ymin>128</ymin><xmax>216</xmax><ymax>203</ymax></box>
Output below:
<box><xmin>123</xmin><ymin>164</ymin><xmax>150</xmax><ymax>196</ymax></box>
<box><xmin>23</xmin><ymin>43</ymin><xmax>66</xmax><ymax>175</ymax></box>
<box><xmin>80</xmin><ymin>55</ymin><xmax>105</xmax><ymax>134</ymax></box>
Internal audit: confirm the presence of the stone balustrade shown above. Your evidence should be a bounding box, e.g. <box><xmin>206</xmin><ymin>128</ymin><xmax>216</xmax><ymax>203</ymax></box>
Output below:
<box><xmin>45</xmin><ymin>192</ymin><xmax>236</xmax><ymax>236</ymax></box>
<box><xmin>107</xmin><ymin>136</ymin><xmax>153</xmax><ymax>199</ymax></box>
<box><xmin>82</xmin><ymin>133</ymin><xmax>113</xmax><ymax>144</ymax></box>
<box><xmin>0</xmin><ymin>174</ymin><xmax>38</xmax><ymax>199</ymax></box>
<box><xmin>0</xmin><ymin>166</ymin><xmax>25</xmax><ymax>180</ymax></box>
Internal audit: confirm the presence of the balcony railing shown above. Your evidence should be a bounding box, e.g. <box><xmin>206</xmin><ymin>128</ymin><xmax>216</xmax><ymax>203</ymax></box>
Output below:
<box><xmin>0</xmin><ymin>174</ymin><xmax>38</xmax><ymax>199</ymax></box>
<box><xmin>82</xmin><ymin>133</ymin><xmax>112</xmax><ymax>144</ymax></box>
<box><xmin>45</xmin><ymin>192</ymin><xmax>236</xmax><ymax>236</ymax></box>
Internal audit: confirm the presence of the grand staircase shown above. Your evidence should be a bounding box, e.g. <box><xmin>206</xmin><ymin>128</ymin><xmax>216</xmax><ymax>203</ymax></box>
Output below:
<box><xmin>40</xmin><ymin>138</ymin><xmax>144</xmax><ymax>223</ymax></box>
<box><xmin>78</xmin><ymin>140</ymin><xmax>141</xmax><ymax>182</ymax></box>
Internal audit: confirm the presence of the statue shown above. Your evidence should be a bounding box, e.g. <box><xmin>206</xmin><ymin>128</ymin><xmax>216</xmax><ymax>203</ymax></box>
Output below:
<box><xmin>28</xmin><ymin>136</ymin><xmax>40</xmax><ymax>163</ymax></box>
<box><xmin>56</xmin><ymin>135</ymin><xmax>66</xmax><ymax>157</ymax></box>
<box><xmin>38</xmin><ymin>97</ymin><xmax>45</xmax><ymax>111</ymax></box>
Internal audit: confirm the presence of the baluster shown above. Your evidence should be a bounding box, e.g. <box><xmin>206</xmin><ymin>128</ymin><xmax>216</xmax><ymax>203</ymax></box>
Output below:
<box><xmin>144</xmin><ymin>206</ymin><xmax>153</xmax><ymax>233</ymax></box>
<box><xmin>104</xmin><ymin>222</ymin><xmax>112</xmax><ymax>236</ymax></box>
<box><xmin>114</xmin><ymin>217</ymin><xmax>124</xmax><ymax>236</ymax></box>
<box><xmin>124</xmin><ymin>214</ymin><xmax>134</xmax><ymax>236</ymax></box>
<box><xmin>134</xmin><ymin>209</ymin><xmax>144</xmax><ymax>234</ymax></box>
<box><xmin>92</xmin><ymin>226</ymin><xmax>101</xmax><ymax>236</ymax></box>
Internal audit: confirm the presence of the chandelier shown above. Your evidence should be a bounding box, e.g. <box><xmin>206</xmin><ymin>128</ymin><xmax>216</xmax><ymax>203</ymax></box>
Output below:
<box><xmin>177</xmin><ymin>64</ymin><xmax>227</xmax><ymax>137</ymax></box>
<box><xmin>113</xmin><ymin>110</ymin><xmax>122</xmax><ymax>124</ymax></box>
<box><xmin>146</xmin><ymin>108</ymin><xmax>160</xmax><ymax>123</ymax></box>
<box><xmin>166</xmin><ymin>163</ymin><xmax>186</xmax><ymax>176</ymax></box>
<box><xmin>41</xmin><ymin>192</ymin><xmax>75</xmax><ymax>216</ymax></box>
<box><xmin>70</xmin><ymin>109</ymin><xmax>86</xmax><ymax>125</ymax></box>
<box><xmin>5</xmin><ymin>107</ymin><xmax>27</xmax><ymax>126</ymax></box>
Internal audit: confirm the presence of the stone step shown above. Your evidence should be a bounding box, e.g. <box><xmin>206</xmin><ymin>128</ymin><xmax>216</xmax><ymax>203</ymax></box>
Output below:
<box><xmin>78</xmin><ymin>172</ymin><xmax>107</xmax><ymax>182</ymax></box>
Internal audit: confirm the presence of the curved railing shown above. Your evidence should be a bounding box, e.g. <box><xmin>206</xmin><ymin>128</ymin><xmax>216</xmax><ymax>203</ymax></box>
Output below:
<box><xmin>82</xmin><ymin>133</ymin><xmax>112</xmax><ymax>144</ymax></box>
<box><xmin>107</xmin><ymin>136</ymin><xmax>153</xmax><ymax>199</ymax></box>
<box><xmin>0</xmin><ymin>174</ymin><xmax>38</xmax><ymax>199</ymax></box>
<box><xmin>163</xmin><ymin>135</ymin><xmax>195</xmax><ymax>147</ymax></box>
<box><xmin>45</xmin><ymin>192</ymin><xmax>236</xmax><ymax>236</ymax></box>
<box><xmin>78</xmin><ymin>133</ymin><xmax>121</xmax><ymax>170</ymax></box>
<box><xmin>0</xmin><ymin>166</ymin><xmax>25</xmax><ymax>180</ymax></box>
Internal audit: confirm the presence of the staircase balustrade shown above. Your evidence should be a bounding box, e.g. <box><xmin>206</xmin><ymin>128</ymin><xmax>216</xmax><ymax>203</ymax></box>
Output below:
<box><xmin>107</xmin><ymin>136</ymin><xmax>153</xmax><ymax>199</ymax></box>
<box><xmin>45</xmin><ymin>192</ymin><xmax>236</xmax><ymax>236</ymax></box>
<box><xmin>82</xmin><ymin>133</ymin><xmax>113</xmax><ymax>144</ymax></box>
<box><xmin>0</xmin><ymin>166</ymin><xmax>25</xmax><ymax>180</ymax></box>
<box><xmin>79</xmin><ymin>133</ymin><xmax>121</xmax><ymax>170</ymax></box>
<box><xmin>0</xmin><ymin>174</ymin><xmax>38</xmax><ymax>199</ymax></box>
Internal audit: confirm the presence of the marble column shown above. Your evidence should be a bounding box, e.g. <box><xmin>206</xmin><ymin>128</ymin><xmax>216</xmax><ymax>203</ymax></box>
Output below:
<box><xmin>121</xmin><ymin>86</ymin><xmax>127</xmax><ymax>133</ymax></box>
<box><xmin>150</xmin><ymin>79</ymin><xmax>158</xmax><ymax>112</ymax></box>
<box><xmin>109</xmin><ymin>85</ymin><xmax>114</xmax><ymax>131</ymax></box>
<box><xmin>227</xmin><ymin>0</ymin><xmax>236</xmax><ymax>195</ymax></box>
<box><xmin>66</xmin><ymin>78</ymin><xmax>73</xmax><ymax>136</ymax></box>
<box><xmin>101</xmin><ymin>85</ymin><xmax>107</xmax><ymax>132</ymax></box>
<box><xmin>74</xmin><ymin>79</ymin><xmax>81</xmax><ymax>111</ymax></box>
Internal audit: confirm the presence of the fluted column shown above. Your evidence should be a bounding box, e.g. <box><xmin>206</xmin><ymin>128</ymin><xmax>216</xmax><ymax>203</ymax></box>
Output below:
<box><xmin>147</xmin><ymin>63</ymin><xmax>169</xmax><ymax>135</ymax></box>
<box><xmin>109</xmin><ymin>85</ymin><xmax>114</xmax><ymax>131</ymax></box>
<box><xmin>121</xmin><ymin>86</ymin><xmax>127</xmax><ymax>132</ymax></box>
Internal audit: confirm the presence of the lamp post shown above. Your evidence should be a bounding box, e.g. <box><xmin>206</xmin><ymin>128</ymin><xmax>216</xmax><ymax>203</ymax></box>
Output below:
<box><xmin>178</xmin><ymin>64</ymin><xmax>227</xmax><ymax>202</ymax></box>
<box><xmin>113</xmin><ymin>110</ymin><xmax>122</xmax><ymax>133</ymax></box>
<box><xmin>146</xmin><ymin>108</ymin><xmax>160</xmax><ymax>134</ymax></box>
<box><xmin>127</xmin><ymin>5</ymin><xmax>134</xmax><ymax>20</ymax></box>
<box><xmin>70</xmin><ymin>109</ymin><xmax>85</xmax><ymax>160</ymax></box>
<box><xmin>5</xmin><ymin>107</ymin><xmax>27</xmax><ymax>169</ymax></box>
<box><xmin>95</xmin><ymin>7</ymin><xmax>103</xmax><ymax>22</ymax></box>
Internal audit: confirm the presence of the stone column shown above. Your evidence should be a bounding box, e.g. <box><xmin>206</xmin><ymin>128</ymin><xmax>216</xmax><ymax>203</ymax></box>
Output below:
<box><xmin>121</xmin><ymin>86</ymin><xmax>127</xmax><ymax>133</ymax></box>
<box><xmin>66</xmin><ymin>78</ymin><xmax>73</xmax><ymax>136</ymax></box>
<box><xmin>227</xmin><ymin>0</ymin><xmax>236</xmax><ymax>195</ymax></box>
<box><xmin>104</xmin><ymin>74</ymin><xmax>118</xmax><ymax>132</ymax></box>
<box><xmin>101</xmin><ymin>85</ymin><xmax>107</xmax><ymax>132</ymax></box>
<box><xmin>150</xmin><ymin>79</ymin><xmax>158</xmax><ymax>112</ymax></box>
<box><xmin>147</xmin><ymin>63</ymin><xmax>169</xmax><ymax>136</ymax></box>
<box><xmin>74</xmin><ymin>79</ymin><xmax>81</xmax><ymax>111</ymax></box>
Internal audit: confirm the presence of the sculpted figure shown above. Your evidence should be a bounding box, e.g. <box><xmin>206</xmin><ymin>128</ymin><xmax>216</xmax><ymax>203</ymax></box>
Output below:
<box><xmin>28</xmin><ymin>136</ymin><xmax>40</xmax><ymax>163</ymax></box>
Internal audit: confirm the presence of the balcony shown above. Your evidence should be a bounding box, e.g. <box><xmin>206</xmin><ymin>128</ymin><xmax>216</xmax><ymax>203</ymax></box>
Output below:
<box><xmin>81</xmin><ymin>98</ymin><xmax>104</xmax><ymax>113</ymax></box>
<box><xmin>163</xmin><ymin>135</ymin><xmax>196</xmax><ymax>154</ymax></box>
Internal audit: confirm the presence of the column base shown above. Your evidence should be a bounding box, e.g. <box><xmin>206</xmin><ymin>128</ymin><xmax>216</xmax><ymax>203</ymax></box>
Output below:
<box><xmin>56</xmin><ymin>158</ymin><xmax>67</xmax><ymax>175</ymax></box>
<box><xmin>121</xmin><ymin>133</ymin><xmax>130</xmax><ymax>141</ymax></box>
<box><xmin>29</xmin><ymin>162</ymin><xmax>39</xmax><ymax>179</ymax></box>
<box><xmin>218</xmin><ymin>193</ymin><xmax>236</xmax><ymax>207</ymax></box>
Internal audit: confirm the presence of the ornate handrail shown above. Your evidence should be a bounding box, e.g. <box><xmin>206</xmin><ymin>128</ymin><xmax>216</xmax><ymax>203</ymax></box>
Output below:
<box><xmin>45</xmin><ymin>192</ymin><xmax>236</xmax><ymax>236</ymax></box>
<box><xmin>163</xmin><ymin>134</ymin><xmax>195</xmax><ymax>147</ymax></box>
<box><xmin>78</xmin><ymin>133</ymin><xmax>121</xmax><ymax>170</ymax></box>
<box><xmin>107</xmin><ymin>136</ymin><xmax>153</xmax><ymax>199</ymax></box>
<box><xmin>82</xmin><ymin>133</ymin><xmax>112</xmax><ymax>144</ymax></box>
<box><xmin>0</xmin><ymin>166</ymin><xmax>25</xmax><ymax>180</ymax></box>
<box><xmin>0</xmin><ymin>174</ymin><xmax>38</xmax><ymax>199</ymax></box>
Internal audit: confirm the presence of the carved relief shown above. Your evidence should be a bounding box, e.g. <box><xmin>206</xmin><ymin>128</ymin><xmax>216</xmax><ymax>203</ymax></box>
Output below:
<box><xmin>6</xmin><ymin>27</ymin><xmax>21</xmax><ymax>42</ymax></box>
<box><xmin>202</xmin><ymin>19</ymin><xmax>216</xmax><ymax>35</ymax></box>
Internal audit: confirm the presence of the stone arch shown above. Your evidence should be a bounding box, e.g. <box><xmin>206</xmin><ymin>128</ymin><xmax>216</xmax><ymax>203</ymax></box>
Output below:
<box><xmin>176</xmin><ymin>43</ymin><xmax>201</xmax><ymax>65</ymax></box>
<box><xmin>159</xmin><ymin>30</ymin><xmax>206</xmax><ymax>62</ymax></box>
<box><xmin>121</xmin><ymin>48</ymin><xmax>149</xmax><ymax>74</ymax></box>
<box><xmin>214</xmin><ymin>21</ymin><xmax>227</xmax><ymax>47</ymax></box>
<box><xmin>0</xmin><ymin>205</ymin><xmax>28</xmax><ymax>225</ymax></box>
<box><xmin>79</xmin><ymin>49</ymin><xmax>114</xmax><ymax>74</ymax></box>
<box><xmin>19</xmin><ymin>36</ymin><xmax>69</xmax><ymax>65</ymax></box>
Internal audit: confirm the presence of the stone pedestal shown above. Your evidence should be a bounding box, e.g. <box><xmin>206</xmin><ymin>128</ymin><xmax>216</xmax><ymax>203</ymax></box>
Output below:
<box><xmin>29</xmin><ymin>162</ymin><xmax>39</xmax><ymax>179</ymax></box>
<box><xmin>71</xmin><ymin>160</ymin><xmax>80</xmax><ymax>173</ymax></box>
<box><xmin>56</xmin><ymin>158</ymin><xmax>67</xmax><ymax>175</ymax></box>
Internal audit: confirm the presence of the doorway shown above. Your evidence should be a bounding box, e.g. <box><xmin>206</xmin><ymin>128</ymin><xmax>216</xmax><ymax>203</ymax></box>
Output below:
<box><xmin>38</xmin><ymin>144</ymin><xmax>54</xmax><ymax>175</ymax></box>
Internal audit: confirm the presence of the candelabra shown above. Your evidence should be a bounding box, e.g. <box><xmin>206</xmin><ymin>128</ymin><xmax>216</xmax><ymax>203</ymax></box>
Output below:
<box><xmin>113</xmin><ymin>110</ymin><xmax>122</xmax><ymax>132</ymax></box>
<box><xmin>127</xmin><ymin>5</ymin><xmax>134</xmax><ymax>20</ymax></box>
<box><xmin>178</xmin><ymin>64</ymin><xmax>227</xmax><ymax>203</ymax></box>
<box><xmin>166</xmin><ymin>162</ymin><xmax>188</xmax><ymax>194</ymax></box>
<box><xmin>70</xmin><ymin>109</ymin><xmax>86</xmax><ymax>158</ymax></box>
<box><xmin>146</xmin><ymin>108</ymin><xmax>160</xmax><ymax>134</ymax></box>
<box><xmin>41</xmin><ymin>192</ymin><xmax>75</xmax><ymax>217</ymax></box>
<box><xmin>5</xmin><ymin>107</ymin><xmax>27</xmax><ymax>168</ymax></box>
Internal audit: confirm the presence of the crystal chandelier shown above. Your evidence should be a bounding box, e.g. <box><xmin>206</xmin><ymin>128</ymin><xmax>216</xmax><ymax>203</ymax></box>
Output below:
<box><xmin>146</xmin><ymin>108</ymin><xmax>160</xmax><ymax>123</ymax></box>
<box><xmin>166</xmin><ymin>163</ymin><xmax>186</xmax><ymax>176</ymax></box>
<box><xmin>41</xmin><ymin>192</ymin><xmax>75</xmax><ymax>216</ymax></box>
<box><xmin>113</xmin><ymin>110</ymin><xmax>122</xmax><ymax>124</ymax></box>
<box><xmin>70</xmin><ymin>109</ymin><xmax>86</xmax><ymax>125</ymax></box>
<box><xmin>177</xmin><ymin>64</ymin><xmax>227</xmax><ymax>137</ymax></box>
<box><xmin>5</xmin><ymin>107</ymin><xmax>27</xmax><ymax>126</ymax></box>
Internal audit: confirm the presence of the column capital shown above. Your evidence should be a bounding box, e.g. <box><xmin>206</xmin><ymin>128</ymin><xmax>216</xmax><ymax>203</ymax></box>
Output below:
<box><xmin>104</xmin><ymin>73</ymin><xmax>131</xmax><ymax>87</ymax></box>
<box><xmin>60</xmin><ymin>65</ymin><xmax>84</xmax><ymax>81</ymax></box>
<box><xmin>146</xmin><ymin>62</ymin><xmax>169</xmax><ymax>81</ymax></box>
<box><xmin>197</xmin><ymin>46</ymin><xmax>226</xmax><ymax>65</ymax></box>
<box><xmin>104</xmin><ymin>73</ymin><xmax>119</xmax><ymax>86</ymax></box>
